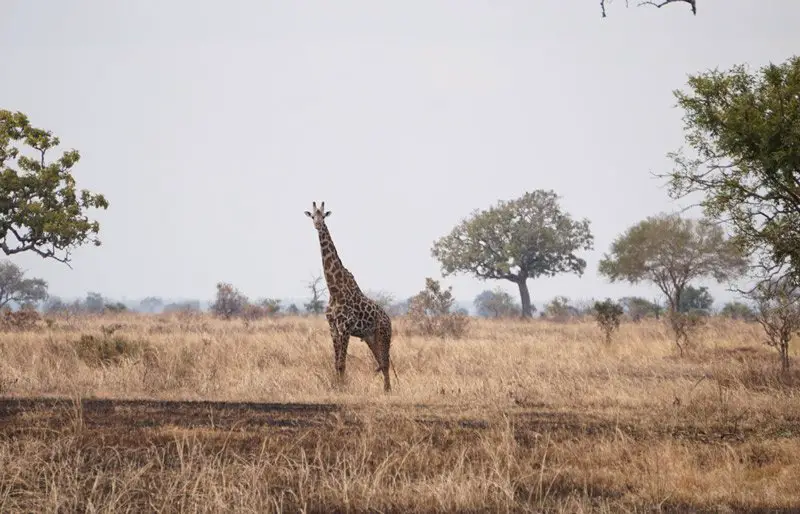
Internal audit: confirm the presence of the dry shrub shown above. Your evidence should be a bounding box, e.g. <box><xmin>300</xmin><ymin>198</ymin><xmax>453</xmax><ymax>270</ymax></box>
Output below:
<box><xmin>72</xmin><ymin>333</ymin><xmax>151</xmax><ymax>367</ymax></box>
<box><xmin>407</xmin><ymin>277</ymin><xmax>470</xmax><ymax>339</ymax></box>
<box><xmin>593</xmin><ymin>298</ymin><xmax>624</xmax><ymax>343</ymax></box>
<box><xmin>0</xmin><ymin>307</ymin><xmax>41</xmax><ymax>331</ymax></box>
<box><xmin>667</xmin><ymin>309</ymin><xmax>707</xmax><ymax>355</ymax></box>
<box><xmin>731</xmin><ymin>363</ymin><xmax>800</xmax><ymax>392</ymax></box>
<box><xmin>140</xmin><ymin>345</ymin><xmax>200</xmax><ymax>393</ymax></box>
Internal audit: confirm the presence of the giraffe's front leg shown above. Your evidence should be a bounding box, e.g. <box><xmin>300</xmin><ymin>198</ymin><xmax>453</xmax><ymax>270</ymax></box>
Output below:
<box><xmin>333</xmin><ymin>332</ymin><xmax>350</xmax><ymax>386</ymax></box>
<box><xmin>335</xmin><ymin>332</ymin><xmax>350</xmax><ymax>380</ymax></box>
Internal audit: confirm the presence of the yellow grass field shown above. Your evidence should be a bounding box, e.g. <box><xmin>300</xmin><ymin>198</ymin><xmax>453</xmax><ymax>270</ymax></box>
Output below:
<box><xmin>0</xmin><ymin>313</ymin><xmax>798</xmax><ymax>512</ymax></box>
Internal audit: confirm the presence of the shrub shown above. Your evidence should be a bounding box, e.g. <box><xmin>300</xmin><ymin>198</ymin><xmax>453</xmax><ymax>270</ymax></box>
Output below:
<box><xmin>211</xmin><ymin>282</ymin><xmax>248</xmax><ymax>319</ymax></box>
<box><xmin>407</xmin><ymin>277</ymin><xmax>469</xmax><ymax>339</ymax></box>
<box><xmin>667</xmin><ymin>309</ymin><xmax>706</xmax><ymax>356</ymax></box>
<box><xmin>749</xmin><ymin>278</ymin><xmax>800</xmax><ymax>372</ymax></box>
<box><xmin>242</xmin><ymin>303</ymin><xmax>268</xmax><ymax>321</ymax></box>
<box><xmin>72</xmin><ymin>333</ymin><xmax>150</xmax><ymax>367</ymax></box>
<box><xmin>259</xmin><ymin>298</ymin><xmax>282</xmax><ymax>316</ymax></box>
<box><xmin>593</xmin><ymin>298</ymin><xmax>624</xmax><ymax>343</ymax></box>
<box><xmin>544</xmin><ymin>296</ymin><xmax>578</xmax><ymax>322</ymax></box>
<box><xmin>0</xmin><ymin>306</ymin><xmax>41</xmax><ymax>331</ymax></box>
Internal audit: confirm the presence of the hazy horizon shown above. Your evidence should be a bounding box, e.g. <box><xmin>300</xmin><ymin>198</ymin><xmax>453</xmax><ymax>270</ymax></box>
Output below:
<box><xmin>2</xmin><ymin>1</ymin><xmax>798</xmax><ymax>309</ymax></box>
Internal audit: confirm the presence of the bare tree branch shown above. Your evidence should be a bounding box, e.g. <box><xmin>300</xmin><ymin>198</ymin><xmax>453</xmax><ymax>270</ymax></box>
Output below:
<box><xmin>601</xmin><ymin>0</ymin><xmax>696</xmax><ymax>17</ymax></box>
<box><xmin>638</xmin><ymin>0</ymin><xmax>697</xmax><ymax>15</ymax></box>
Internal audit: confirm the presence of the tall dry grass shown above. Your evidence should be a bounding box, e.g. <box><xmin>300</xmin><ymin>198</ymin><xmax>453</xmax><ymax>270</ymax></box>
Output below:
<box><xmin>0</xmin><ymin>313</ymin><xmax>798</xmax><ymax>512</ymax></box>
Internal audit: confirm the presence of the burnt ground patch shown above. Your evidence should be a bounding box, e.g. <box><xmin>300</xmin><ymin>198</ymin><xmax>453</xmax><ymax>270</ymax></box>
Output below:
<box><xmin>1</xmin><ymin>396</ymin><xmax>799</xmax><ymax>446</ymax></box>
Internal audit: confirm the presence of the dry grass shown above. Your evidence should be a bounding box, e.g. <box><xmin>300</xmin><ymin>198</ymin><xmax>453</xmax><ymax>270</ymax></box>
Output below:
<box><xmin>0</xmin><ymin>313</ymin><xmax>798</xmax><ymax>512</ymax></box>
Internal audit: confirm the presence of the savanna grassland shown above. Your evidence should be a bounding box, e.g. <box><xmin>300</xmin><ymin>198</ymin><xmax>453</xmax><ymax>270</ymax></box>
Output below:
<box><xmin>0</xmin><ymin>313</ymin><xmax>798</xmax><ymax>513</ymax></box>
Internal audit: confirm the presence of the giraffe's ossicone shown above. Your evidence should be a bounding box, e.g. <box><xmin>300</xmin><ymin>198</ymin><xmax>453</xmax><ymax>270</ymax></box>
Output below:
<box><xmin>304</xmin><ymin>201</ymin><xmax>394</xmax><ymax>392</ymax></box>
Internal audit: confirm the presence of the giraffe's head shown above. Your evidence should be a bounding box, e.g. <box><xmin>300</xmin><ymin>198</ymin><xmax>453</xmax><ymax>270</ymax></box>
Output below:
<box><xmin>304</xmin><ymin>201</ymin><xmax>332</xmax><ymax>230</ymax></box>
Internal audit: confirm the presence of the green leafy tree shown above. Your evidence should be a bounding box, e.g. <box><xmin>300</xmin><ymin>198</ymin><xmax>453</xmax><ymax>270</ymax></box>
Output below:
<box><xmin>661</xmin><ymin>56</ymin><xmax>800</xmax><ymax>288</ymax></box>
<box><xmin>43</xmin><ymin>295</ymin><xmax>67</xmax><ymax>314</ymax></box>
<box><xmin>599</xmin><ymin>213</ymin><xmax>747</xmax><ymax>354</ymax></box>
<box><xmin>720</xmin><ymin>301</ymin><xmax>757</xmax><ymax>322</ymax></box>
<box><xmin>1</xmin><ymin>110</ymin><xmax>109</xmax><ymax>265</ymax></box>
<box><xmin>431</xmin><ymin>190</ymin><xmax>593</xmax><ymax>318</ymax></box>
<box><xmin>258</xmin><ymin>298</ymin><xmax>282</xmax><ymax>316</ymax></box>
<box><xmin>678</xmin><ymin>285</ymin><xmax>714</xmax><ymax>314</ymax></box>
<box><xmin>473</xmin><ymin>288</ymin><xmax>521</xmax><ymax>318</ymax></box>
<box><xmin>84</xmin><ymin>291</ymin><xmax>106</xmax><ymax>314</ymax></box>
<box><xmin>599</xmin><ymin>213</ymin><xmax>746</xmax><ymax>313</ymax></box>
<box><xmin>620</xmin><ymin>296</ymin><xmax>662</xmax><ymax>322</ymax></box>
<box><xmin>139</xmin><ymin>296</ymin><xmax>163</xmax><ymax>313</ymax></box>
<box><xmin>0</xmin><ymin>259</ymin><xmax>48</xmax><ymax>309</ymax></box>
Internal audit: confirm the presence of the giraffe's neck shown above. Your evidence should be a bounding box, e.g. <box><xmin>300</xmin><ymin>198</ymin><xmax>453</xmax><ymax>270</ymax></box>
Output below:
<box><xmin>317</xmin><ymin>223</ymin><xmax>360</xmax><ymax>301</ymax></box>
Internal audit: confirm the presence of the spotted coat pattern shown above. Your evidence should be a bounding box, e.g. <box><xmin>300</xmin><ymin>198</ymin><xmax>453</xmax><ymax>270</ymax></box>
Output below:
<box><xmin>305</xmin><ymin>201</ymin><xmax>393</xmax><ymax>392</ymax></box>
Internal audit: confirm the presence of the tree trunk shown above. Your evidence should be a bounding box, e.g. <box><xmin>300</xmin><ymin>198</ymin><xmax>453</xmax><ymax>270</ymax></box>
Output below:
<box><xmin>781</xmin><ymin>341</ymin><xmax>790</xmax><ymax>372</ymax></box>
<box><xmin>516</xmin><ymin>279</ymin><xmax>533</xmax><ymax>318</ymax></box>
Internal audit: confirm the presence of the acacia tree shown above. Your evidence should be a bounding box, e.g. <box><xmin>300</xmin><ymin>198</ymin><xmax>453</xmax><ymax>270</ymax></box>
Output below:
<box><xmin>0</xmin><ymin>260</ymin><xmax>48</xmax><ymax>309</ymax></box>
<box><xmin>599</xmin><ymin>213</ymin><xmax>746</xmax><ymax>311</ymax></box>
<box><xmin>598</xmin><ymin>213</ymin><xmax>747</xmax><ymax>352</ymax></box>
<box><xmin>304</xmin><ymin>274</ymin><xmax>327</xmax><ymax>315</ymax></box>
<box><xmin>660</xmin><ymin>56</ymin><xmax>800</xmax><ymax>288</ymax></box>
<box><xmin>431</xmin><ymin>190</ymin><xmax>593</xmax><ymax>318</ymax></box>
<box><xmin>1</xmin><ymin>110</ymin><xmax>109</xmax><ymax>265</ymax></box>
<box><xmin>748</xmin><ymin>277</ymin><xmax>800</xmax><ymax>372</ymax></box>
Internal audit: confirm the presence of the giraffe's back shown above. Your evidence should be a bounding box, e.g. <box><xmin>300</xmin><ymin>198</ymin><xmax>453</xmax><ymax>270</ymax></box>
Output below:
<box><xmin>329</xmin><ymin>293</ymin><xmax>391</xmax><ymax>340</ymax></box>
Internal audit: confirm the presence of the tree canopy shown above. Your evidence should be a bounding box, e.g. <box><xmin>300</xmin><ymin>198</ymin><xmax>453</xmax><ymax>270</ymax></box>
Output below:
<box><xmin>598</xmin><ymin>213</ymin><xmax>747</xmax><ymax>312</ymax></box>
<box><xmin>661</xmin><ymin>55</ymin><xmax>800</xmax><ymax>287</ymax></box>
<box><xmin>0</xmin><ymin>110</ymin><xmax>109</xmax><ymax>265</ymax></box>
<box><xmin>431</xmin><ymin>190</ymin><xmax>593</xmax><ymax>318</ymax></box>
<box><xmin>0</xmin><ymin>259</ymin><xmax>48</xmax><ymax>309</ymax></box>
<box><xmin>677</xmin><ymin>285</ymin><xmax>713</xmax><ymax>314</ymax></box>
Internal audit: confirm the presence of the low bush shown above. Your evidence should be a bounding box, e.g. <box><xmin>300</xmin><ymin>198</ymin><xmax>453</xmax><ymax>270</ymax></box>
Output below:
<box><xmin>72</xmin><ymin>333</ymin><xmax>151</xmax><ymax>367</ymax></box>
<box><xmin>407</xmin><ymin>278</ymin><xmax>469</xmax><ymax>339</ymax></box>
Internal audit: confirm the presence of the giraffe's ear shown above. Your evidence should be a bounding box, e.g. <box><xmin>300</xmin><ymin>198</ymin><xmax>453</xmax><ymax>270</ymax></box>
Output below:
<box><xmin>324</xmin><ymin>211</ymin><xmax>332</xmax><ymax>218</ymax></box>
<box><xmin>304</xmin><ymin>211</ymin><xmax>312</xmax><ymax>217</ymax></box>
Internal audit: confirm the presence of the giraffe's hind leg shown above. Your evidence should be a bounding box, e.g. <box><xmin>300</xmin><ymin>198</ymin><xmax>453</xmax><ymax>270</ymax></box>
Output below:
<box><xmin>364</xmin><ymin>332</ymin><xmax>391</xmax><ymax>392</ymax></box>
<box><xmin>335</xmin><ymin>333</ymin><xmax>350</xmax><ymax>379</ymax></box>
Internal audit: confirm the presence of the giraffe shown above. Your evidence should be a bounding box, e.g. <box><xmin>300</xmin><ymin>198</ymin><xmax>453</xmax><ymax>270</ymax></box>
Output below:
<box><xmin>304</xmin><ymin>201</ymin><xmax>394</xmax><ymax>392</ymax></box>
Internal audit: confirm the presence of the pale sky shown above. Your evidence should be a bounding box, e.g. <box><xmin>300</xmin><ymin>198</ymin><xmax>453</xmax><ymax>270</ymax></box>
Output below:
<box><xmin>1</xmin><ymin>1</ymin><xmax>798</xmax><ymax>309</ymax></box>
